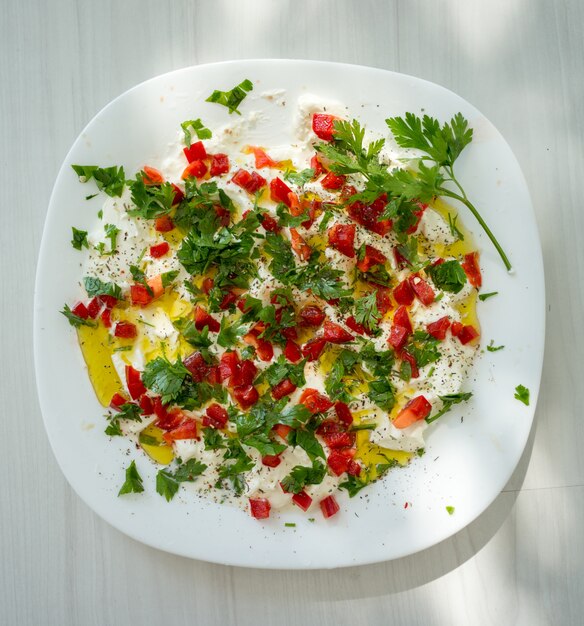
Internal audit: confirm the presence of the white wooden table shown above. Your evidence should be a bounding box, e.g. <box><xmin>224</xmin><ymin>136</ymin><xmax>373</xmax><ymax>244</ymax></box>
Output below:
<box><xmin>2</xmin><ymin>1</ymin><xmax>582</xmax><ymax>624</ymax></box>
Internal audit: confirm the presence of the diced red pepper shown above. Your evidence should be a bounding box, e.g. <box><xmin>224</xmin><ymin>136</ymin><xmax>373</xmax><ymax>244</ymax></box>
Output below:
<box><xmin>316</xmin><ymin>420</ymin><xmax>342</xmax><ymax>437</ymax></box>
<box><xmin>273</xmin><ymin>424</ymin><xmax>292</xmax><ymax>441</ymax></box>
<box><xmin>231</xmin><ymin>359</ymin><xmax>258</xmax><ymax>388</ymax></box>
<box><xmin>292</xmin><ymin>490</ymin><xmax>313</xmax><ymax>512</ymax></box>
<box><xmin>400</xmin><ymin>350</ymin><xmax>419</xmax><ymax>378</ymax></box>
<box><xmin>288</xmin><ymin>191</ymin><xmax>301</xmax><ymax>215</ymax></box>
<box><xmin>100</xmin><ymin>307</ymin><xmax>112</xmax><ymax>328</ymax></box>
<box><xmin>214</xmin><ymin>205</ymin><xmax>231</xmax><ymax>227</ymax></box>
<box><xmin>302</xmin><ymin>337</ymin><xmax>327</xmax><ymax>361</ymax></box>
<box><xmin>323</xmin><ymin>321</ymin><xmax>354</xmax><ymax>344</ymax></box>
<box><xmin>247</xmin><ymin>146</ymin><xmax>282</xmax><ymax>169</ymax></box>
<box><xmin>450</xmin><ymin>321</ymin><xmax>463</xmax><ymax>337</ymax></box>
<box><xmin>209</xmin><ymin>153</ymin><xmax>230</xmax><ymax>177</ymax></box>
<box><xmin>142</xmin><ymin>166</ymin><xmax>164</xmax><ymax>185</ymax></box>
<box><xmin>139</xmin><ymin>394</ymin><xmax>153</xmax><ymax>415</ymax></box>
<box><xmin>171</xmin><ymin>183</ymin><xmax>184</xmax><ymax>205</ymax></box>
<box><xmin>284</xmin><ymin>339</ymin><xmax>303</xmax><ymax>363</ymax></box>
<box><xmin>375</xmin><ymin>288</ymin><xmax>392</xmax><ymax>316</ymax></box>
<box><xmin>149</xmin><ymin>242</ymin><xmax>170</xmax><ymax>258</ymax></box>
<box><xmin>323</xmin><ymin>431</ymin><xmax>355</xmax><ymax>449</ymax></box>
<box><xmin>347</xmin><ymin>460</ymin><xmax>362</xmax><ymax>476</ymax></box>
<box><xmin>203</xmin><ymin>403</ymin><xmax>229</xmax><ymax>429</ymax></box>
<box><xmin>152</xmin><ymin>396</ymin><xmax>167</xmax><ymax>420</ymax></box>
<box><xmin>99</xmin><ymin>295</ymin><xmax>118</xmax><ymax>309</ymax></box>
<box><xmin>194</xmin><ymin>306</ymin><xmax>220</xmax><ymax>333</ymax></box>
<box><xmin>409</xmin><ymin>274</ymin><xmax>435</xmax><ymax>306</ymax></box>
<box><xmin>334</xmin><ymin>402</ymin><xmax>353</xmax><ymax>427</ymax></box>
<box><xmin>393</xmin><ymin>279</ymin><xmax>415</xmax><ymax>306</ymax></box>
<box><xmin>71</xmin><ymin>301</ymin><xmax>90</xmax><ymax>319</ymax></box>
<box><xmin>388</xmin><ymin>325</ymin><xmax>409</xmax><ymax>352</ymax></box>
<box><xmin>427</xmin><ymin>316</ymin><xmax>451</xmax><ymax>341</ymax></box>
<box><xmin>249</xmin><ymin>498</ymin><xmax>271</xmax><ymax>519</ymax></box>
<box><xmin>182</xmin><ymin>160</ymin><xmax>208</xmax><ymax>180</ymax></box>
<box><xmin>281</xmin><ymin>326</ymin><xmax>298</xmax><ymax>341</ymax></box>
<box><xmin>310</xmin><ymin>153</ymin><xmax>325</xmax><ymax>177</ymax></box>
<box><xmin>232</xmin><ymin>385</ymin><xmax>259</xmax><ymax>409</ymax></box>
<box><xmin>327</xmin><ymin>450</ymin><xmax>350</xmax><ymax>476</ymax></box>
<box><xmin>347</xmin><ymin>194</ymin><xmax>392</xmax><ymax>236</ymax></box>
<box><xmin>393</xmin><ymin>305</ymin><xmax>413</xmax><ymax>334</ymax></box>
<box><xmin>327</xmin><ymin>223</ymin><xmax>356</xmax><ymax>258</ymax></box>
<box><xmin>183</xmin><ymin>141</ymin><xmax>207</xmax><ymax>163</ymax></box>
<box><xmin>260</xmin><ymin>213</ymin><xmax>280</xmax><ymax>233</ymax></box>
<box><xmin>114</xmin><ymin>321</ymin><xmax>137</xmax><ymax>339</ymax></box>
<box><xmin>262</xmin><ymin>454</ymin><xmax>282</xmax><ymax>468</ymax></box>
<box><xmin>270</xmin><ymin>177</ymin><xmax>293</xmax><ymax>206</ymax></box>
<box><xmin>86</xmin><ymin>297</ymin><xmax>103</xmax><ymax>319</ymax></box>
<box><xmin>109</xmin><ymin>393</ymin><xmax>128</xmax><ymax>410</ymax></box>
<box><xmin>299</xmin><ymin>305</ymin><xmax>326</xmax><ymax>327</ymax></box>
<box><xmin>156</xmin><ymin>406</ymin><xmax>184</xmax><ymax>431</ymax></box>
<box><xmin>461</xmin><ymin>252</ymin><xmax>482</xmax><ymax>288</ymax></box>
<box><xmin>271</xmin><ymin>378</ymin><xmax>297</xmax><ymax>400</ymax></box>
<box><xmin>155</xmin><ymin>215</ymin><xmax>174</xmax><ymax>232</ymax></box>
<box><xmin>201</xmin><ymin>278</ymin><xmax>214</xmax><ymax>294</ymax></box>
<box><xmin>406</xmin><ymin>202</ymin><xmax>428</xmax><ymax>234</ymax></box>
<box><xmin>457</xmin><ymin>324</ymin><xmax>480</xmax><ymax>345</ymax></box>
<box><xmin>299</xmin><ymin>388</ymin><xmax>333</xmax><ymax>414</ymax></box>
<box><xmin>356</xmin><ymin>245</ymin><xmax>387</xmax><ymax>272</ymax></box>
<box><xmin>231</xmin><ymin>169</ymin><xmax>266</xmax><ymax>194</ymax></box>
<box><xmin>321</xmin><ymin>171</ymin><xmax>346</xmax><ymax>190</ymax></box>
<box><xmin>206</xmin><ymin>365</ymin><xmax>221</xmax><ymax>385</ymax></box>
<box><xmin>345</xmin><ymin>316</ymin><xmax>367</xmax><ymax>336</ymax></box>
<box><xmin>219</xmin><ymin>351</ymin><xmax>240</xmax><ymax>382</ymax></box>
<box><xmin>393</xmin><ymin>247</ymin><xmax>410</xmax><ymax>269</ymax></box>
<box><xmin>163</xmin><ymin>418</ymin><xmax>198</xmax><ymax>443</ymax></box>
<box><xmin>125</xmin><ymin>365</ymin><xmax>146</xmax><ymax>400</ymax></box>
<box><xmin>393</xmin><ymin>395</ymin><xmax>432</xmax><ymax>429</ymax></box>
<box><xmin>312</xmin><ymin>113</ymin><xmax>337</xmax><ymax>141</ymax></box>
<box><xmin>290</xmin><ymin>228</ymin><xmax>312</xmax><ymax>261</ymax></box>
<box><xmin>183</xmin><ymin>351</ymin><xmax>209</xmax><ymax>382</ymax></box>
<box><xmin>130</xmin><ymin>284</ymin><xmax>153</xmax><ymax>307</ymax></box>
<box><xmin>320</xmin><ymin>495</ymin><xmax>341</xmax><ymax>519</ymax></box>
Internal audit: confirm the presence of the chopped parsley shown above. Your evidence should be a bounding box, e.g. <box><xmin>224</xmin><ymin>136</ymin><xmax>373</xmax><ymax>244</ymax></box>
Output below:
<box><xmin>427</xmin><ymin>260</ymin><xmax>467</xmax><ymax>293</ymax></box>
<box><xmin>514</xmin><ymin>385</ymin><xmax>530</xmax><ymax>406</ymax></box>
<box><xmin>60</xmin><ymin>304</ymin><xmax>96</xmax><ymax>328</ymax></box>
<box><xmin>206</xmin><ymin>78</ymin><xmax>254</xmax><ymax>115</ymax></box>
<box><xmin>181</xmin><ymin>118</ymin><xmax>212</xmax><ymax>145</ymax></box>
<box><xmin>156</xmin><ymin>459</ymin><xmax>207</xmax><ymax>501</ymax></box>
<box><xmin>487</xmin><ymin>340</ymin><xmax>505</xmax><ymax>352</ymax></box>
<box><xmin>83</xmin><ymin>276</ymin><xmax>123</xmax><ymax>300</ymax></box>
<box><xmin>479</xmin><ymin>291</ymin><xmax>498</xmax><ymax>301</ymax></box>
<box><xmin>118</xmin><ymin>461</ymin><xmax>144</xmax><ymax>495</ymax></box>
<box><xmin>72</xmin><ymin>165</ymin><xmax>126</xmax><ymax>197</ymax></box>
<box><xmin>71</xmin><ymin>227</ymin><xmax>88</xmax><ymax>250</ymax></box>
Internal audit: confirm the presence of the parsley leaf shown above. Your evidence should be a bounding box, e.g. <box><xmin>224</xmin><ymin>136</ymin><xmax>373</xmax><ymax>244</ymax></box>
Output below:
<box><xmin>448</xmin><ymin>213</ymin><xmax>465</xmax><ymax>241</ymax></box>
<box><xmin>156</xmin><ymin>459</ymin><xmax>207</xmax><ymax>502</ymax></box>
<box><xmin>242</xmin><ymin>433</ymin><xmax>287</xmax><ymax>457</ymax></box>
<box><xmin>71</xmin><ymin>227</ymin><xmax>88</xmax><ymax>250</ymax></box>
<box><xmin>203</xmin><ymin>427</ymin><xmax>226</xmax><ymax>450</ymax></box>
<box><xmin>487</xmin><ymin>340</ymin><xmax>505</xmax><ymax>352</ymax></box>
<box><xmin>514</xmin><ymin>385</ymin><xmax>530</xmax><ymax>406</ymax></box>
<box><xmin>339</xmin><ymin>474</ymin><xmax>368</xmax><ymax>497</ymax></box>
<box><xmin>427</xmin><ymin>260</ymin><xmax>467</xmax><ymax>293</ymax></box>
<box><xmin>60</xmin><ymin>304</ymin><xmax>97</xmax><ymax>328</ymax></box>
<box><xmin>83</xmin><ymin>276</ymin><xmax>123</xmax><ymax>300</ymax></box>
<box><xmin>405</xmin><ymin>331</ymin><xmax>441</xmax><ymax>368</ymax></box>
<box><xmin>127</xmin><ymin>173</ymin><xmax>175</xmax><ymax>219</ymax></box>
<box><xmin>118</xmin><ymin>460</ymin><xmax>144</xmax><ymax>495</ymax></box>
<box><xmin>290</xmin><ymin>429</ymin><xmax>325</xmax><ymax>461</ymax></box>
<box><xmin>105</xmin><ymin>402</ymin><xmax>143</xmax><ymax>436</ymax></box>
<box><xmin>180</xmin><ymin>118</ymin><xmax>212</xmax><ymax>145</ymax></box>
<box><xmin>280</xmin><ymin>460</ymin><xmax>327</xmax><ymax>494</ymax></box>
<box><xmin>262</xmin><ymin>356</ymin><xmax>307</xmax><ymax>388</ymax></box>
<box><xmin>426</xmin><ymin>392</ymin><xmax>473</xmax><ymax>423</ymax></box>
<box><xmin>283</xmin><ymin>168</ymin><xmax>315</xmax><ymax>187</ymax></box>
<box><xmin>354</xmin><ymin>291</ymin><xmax>381</xmax><ymax>332</ymax></box>
<box><xmin>104</xmin><ymin>223</ymin><xmax>120</xmax><ymax>254</ymax></box>
<box><xmin>368</xmin><ymin>378</ymin><xmax>396</xmax><ymax>412</ymax></box>
<box><xmin>72</xmin><ymin>165</ymin><xmax>126</xmax><ymax>197</ymax></box>
<box><xmin>217</xmin><ymin>315</ymin><xmax>248</xmax><ymax>348</ymax></box>
<box><xmin>479</xmin><ymin>291</ymin><xmax>498</xmax><ymax>302</ymax></box>
<box><xmin>206</xmin><ymin>78</ymin><xmax>253</xmax><ymax>115</ymax></box>
<box><xmin>142</xmin><ymin>357</ymin><xmax>190</xmax><ymax>404</ymax></box>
